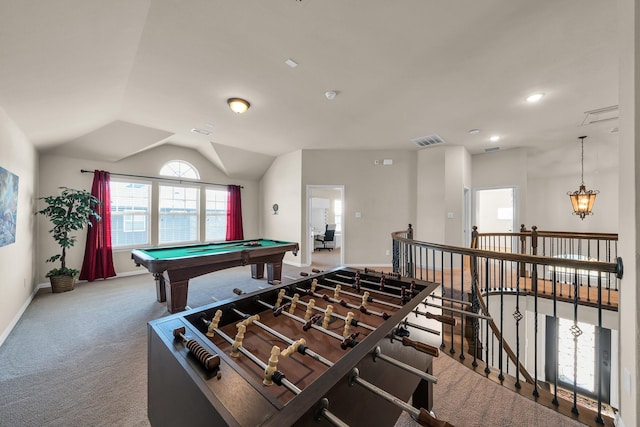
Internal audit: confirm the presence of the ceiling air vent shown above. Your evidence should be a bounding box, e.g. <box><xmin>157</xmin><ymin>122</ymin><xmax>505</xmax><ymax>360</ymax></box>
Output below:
<box><xmin>484</xmin><ymin>146</ymin><xmax>500</xmax><ymax>153</ymax></box>
<box><xmin>411</xmin><ymin>134</ymin><xmax>445</xmax><ymax>148</ymax></box>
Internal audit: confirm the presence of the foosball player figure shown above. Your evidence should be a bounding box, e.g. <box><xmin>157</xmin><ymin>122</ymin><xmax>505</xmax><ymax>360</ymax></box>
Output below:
<box><xmin>276</xmin><ymin>289</ymin><xmax>286</xmax><ymax>308</ymax></box>
<box><xmin>237</xmin><ymin>314</ymin><xmax>260</xmax><ymax>329</ymax></box>
<box><xmin>263</xmin><ymin>345</ymin><xmax>281</xmax><ymax>386</ymax></box>
<box><xmin>322</xmin><ymin>305</ymin><xmax>334</xmax><ymax>329</ymax></box>
<box><xmin>230</xmin><ymin>323</ymin><xmax>246</xmax><ymax>358</ymax></box>
<box><xmin>206</xmin><ymin>310</ymin><xmax>222</xmax><ymax>338</ymax></box>
<box><xmin>343</xmin><ymin>312</ymin><xmax>355</xmax><ymax>337</ymax></box>
<box><xmin>304</xmin><ymin>298</ymin><xmax>316</xmax><ymax>320</ymax></box>
<box><xmin>280</xmin><ymin>338</ymin><xmax>306</xmax><ymax>358</ymax></box>
<box><xmin>361</xmin><ymin>292</ymin><xmax>370</xmax><ymax>311</ymax></box>
<box><xmin>289</xmin><ymin>293</ymin><xmax>299</xmax><ymax>314</ymax></box>
<box><xmin>333</xmin><ymin>285</ymin><xmax>341</xmax><ymax>299</ymax></box>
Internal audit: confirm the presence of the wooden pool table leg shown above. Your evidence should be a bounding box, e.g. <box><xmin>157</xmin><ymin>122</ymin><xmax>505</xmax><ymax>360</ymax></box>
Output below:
<box><xmin>266</xmin><ymin>262</ymin><xmax>283</xmax><ymax>284</ymax></box>
<box><xmin>251</xmin><ymin>263</ymin><xmax>265</xmax><ymax>279</ymax></box>
<box><xmin>153</xmin><ymin>273</ymin><xmax>167</xmax><ymax>303</ymax></box>
<box><xmin>164</xmin><ymin>272</ymin><xmax>189</xmax><ymax>313</ymax></box>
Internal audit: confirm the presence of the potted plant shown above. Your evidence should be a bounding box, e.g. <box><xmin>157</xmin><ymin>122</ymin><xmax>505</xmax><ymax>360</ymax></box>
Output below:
<box><xmin>36</xmin><ymin>187</ymin><xmax>101</xmax><ymax>292</ymax></box>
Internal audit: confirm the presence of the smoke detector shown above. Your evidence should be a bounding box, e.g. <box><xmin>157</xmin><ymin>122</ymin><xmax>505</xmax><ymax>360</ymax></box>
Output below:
<box><xmin>325</xmin><ymin>91</ymin><xmax>337</xmax><ymax>100</ymax></box>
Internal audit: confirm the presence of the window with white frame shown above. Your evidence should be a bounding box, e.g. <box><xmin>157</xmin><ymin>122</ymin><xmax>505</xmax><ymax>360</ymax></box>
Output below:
<box><xmin>205</xmin><ymin>188</ymin><xmax>227</xmax><ymax>241</ymax></box>
<box><xmin>110</xmin><ymin>180</ymin><xmax>151</xmax><ymax>248</ymax></box>
<box><xmin>160</xmin><ymin>160</ymin><xmax>199</xmax><ymax>180</ymax></box>
<box><xmin>158</xmin><ymin>184</ymin><xmax>199</xmax><ymax>244</ymax></box>
<box><xmin>158</xmin><ymin>160</ymin><xmax>201</xmax><ymax>245</ymax></box>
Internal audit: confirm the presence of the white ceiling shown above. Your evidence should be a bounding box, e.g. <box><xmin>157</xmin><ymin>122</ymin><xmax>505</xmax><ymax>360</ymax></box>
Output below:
<box><xmin>0</xmin><ymin>1</ymin><xmax>619</xmax><ymax>179</ymax></box>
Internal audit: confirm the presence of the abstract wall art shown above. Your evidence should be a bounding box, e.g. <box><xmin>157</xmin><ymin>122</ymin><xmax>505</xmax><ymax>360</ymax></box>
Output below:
<box><xmin>0</xmin><ymin>166</ymin><xmax>19</xmax><ymax>247</ymax></box>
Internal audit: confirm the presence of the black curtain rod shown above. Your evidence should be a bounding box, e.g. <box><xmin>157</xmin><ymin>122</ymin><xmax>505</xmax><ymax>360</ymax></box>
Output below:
<box><xmin>80</xmin><ymin>169</ymin><xmax>243</xmax><ymax>188</ymax></box>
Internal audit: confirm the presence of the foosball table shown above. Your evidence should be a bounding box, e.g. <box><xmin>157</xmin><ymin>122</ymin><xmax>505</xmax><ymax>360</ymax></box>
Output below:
<box><xmin>147</xmin><ymin>267</ymin><xmax>454</xmax><ymax>427</ymax></box>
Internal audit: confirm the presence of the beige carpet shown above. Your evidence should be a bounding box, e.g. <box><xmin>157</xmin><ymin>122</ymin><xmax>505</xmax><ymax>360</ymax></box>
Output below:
<box><xmin>0</xmin><ymin>265</ymin><xmax>587</xmax><ymax>426</ymax></box>
<box><xmin>395</xmin><ymin>354</ymin><xmax>586</xmax><ymax>427</ymax></box>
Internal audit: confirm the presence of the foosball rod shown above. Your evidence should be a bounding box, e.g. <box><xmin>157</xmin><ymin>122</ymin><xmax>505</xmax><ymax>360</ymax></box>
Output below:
<box><xmin>280</xmin><ymin>292</ymin><xmax>376</xmax><ymax>332</ymax></box>
<box><xmin>428</xmin><ymin>294</ymin><xmax>473</xmax><ymax>306</ymax></box>
<box><xmin>204</xmin><ymin>321</ymin><xmax>302</xmax><ymax>396</ymax></box>
<box><xmin>303</xmin><ymin>272</ymin><xmax>409</xmax><ymax>303</ymax></box>
<box><xmin>348</xmin><ymin>368</ymin><xmax>452</xmax><ymax>427</ymax></box>
<box><xmin>315</xmin><ymin>398</ymin><xmax>350</xmax><ymax>427</ymax></box>
<box><xmin>412</xmin><ymin>309</ymin><xmax>457</xmax><ymax>326</ymax></box>
<box><xmin>336</xmin><ymin>274</ymin><xmax>410</xmax><ymax>291</ymax></box>
<box><xmin>422</xmin><ymin>301</ymin><xmax>492</xmax><ymax>320</ymax></box>
<box><xmin>295</xmin><ymin>286</ymin><xmax>391</xmax><ymax>320</ymax></box>
<box><xmin>256</xmin><ymin>299</ymin><xmax>359</xmax><ymax>349</ymax></box>
<box><xmin>230</xmin><ymin>307</ymin><xmax>334</xmax><ymax>367</ymax></box>
<box><xmin>372</xmin><ymin>346</ymin><xmax>438</xmax><ymax>384</ymax></box>
<box><xmin>401</xmin><ymin>319</ymin><xmax>441</xmax><ymax>336</ymax></box>
<box><xmin>319</xmin><ymin>278</ymin><xmax>403</xmax><ymax>309</ymax></box>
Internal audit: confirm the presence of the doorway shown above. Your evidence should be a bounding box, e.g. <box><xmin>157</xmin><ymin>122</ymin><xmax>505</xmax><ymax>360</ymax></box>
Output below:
<box><xmin>473</xmin><ymin>187</ymin><xmax>517</xmax><ymax>249</ymax></box>
<box><xmin>307</xmin><ymin>185</ymin><xmax>344</xmax><ymax>268</ymax></box>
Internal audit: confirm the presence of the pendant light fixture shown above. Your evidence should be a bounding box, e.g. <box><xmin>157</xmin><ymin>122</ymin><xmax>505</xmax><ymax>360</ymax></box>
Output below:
<box><xmin>567</xmin><ymin>136</ymin><xmax>598</xmax><ymax>220</ymax></box>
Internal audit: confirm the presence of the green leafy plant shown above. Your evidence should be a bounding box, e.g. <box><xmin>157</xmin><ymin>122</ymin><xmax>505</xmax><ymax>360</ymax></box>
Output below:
<box><xmin>36</xmin><ymin>187</ymin><xmax>101</xmax><ymax>278</ymax></box>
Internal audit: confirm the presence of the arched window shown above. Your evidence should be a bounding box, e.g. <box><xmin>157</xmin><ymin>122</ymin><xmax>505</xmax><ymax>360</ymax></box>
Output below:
<box><xmin>160</xmin><ymin>160</ymin><xmax>200</xmax><ymax>180</ymax></box>
<box><xmin>158</xmin><ymin>161</ymin><xmax>200</xmax><ymax>244</ymax></box>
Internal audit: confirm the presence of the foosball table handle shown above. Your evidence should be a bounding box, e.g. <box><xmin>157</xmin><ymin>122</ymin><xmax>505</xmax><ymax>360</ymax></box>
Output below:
<box><xmin>417</xmin><ymin>408</ymin><xmax>455</xmax><ymax>427</ymax></box>
<box><xmin>173</xmin><ymin>327</ymin><xmax>221</xmax><ymax>371</ymax></box>
<box><xmin>424</xmin><ymin>312</ymin><xmax>457</xmax><ymax>326</ymax></box>
<box><xmin>401</xmin><ymin>337</ymin><xmax>439</xmax><ymax>357</ymax></box>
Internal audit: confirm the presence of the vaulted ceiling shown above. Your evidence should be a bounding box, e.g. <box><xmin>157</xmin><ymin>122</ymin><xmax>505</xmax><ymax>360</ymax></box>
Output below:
<box><xmin>0</xmin><ymin>1</ymin><xmax>619</xmax><ymax>179</ymax></box>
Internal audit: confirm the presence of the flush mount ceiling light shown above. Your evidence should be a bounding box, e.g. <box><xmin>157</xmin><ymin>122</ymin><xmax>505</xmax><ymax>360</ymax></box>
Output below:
<box><xmin>568</xmin><ymin>136</ymin><xmax>599</xmax><ymax>220</ymax></box>
<box><xmin>526</xmin><ymin>93</ymin><xmax>545</xmax><ymax>103</ymax></box>
<box><xmin>490</xmin><ymin>135</ymin><xmax>500</xmax><ymax>142</ymax></box>
<box><xmin>227</xmin><ymin>98</ymin><xmax>250</xmax><ymax>114</ymax></box>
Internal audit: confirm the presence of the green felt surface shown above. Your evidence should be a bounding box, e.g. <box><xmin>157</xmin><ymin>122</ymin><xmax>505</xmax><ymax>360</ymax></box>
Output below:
<box><xmin>137</xmin><ymin>239</ymin><xmax>291</xmax><ymax>260</ymax></box>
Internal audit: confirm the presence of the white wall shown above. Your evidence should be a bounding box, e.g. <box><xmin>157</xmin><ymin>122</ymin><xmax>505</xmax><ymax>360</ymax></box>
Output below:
<box><xmin>301</xmin><ymin>149</ymin><xmax>417</xmax><ymax>266</ymax></box>
<box><xmin>617</xmin><ymin>1</ymin><xmax>639</xmax><ymax>425</ymax></box>
<box><xmin>416</xmin><ymin>146</ymin><xmax>470</xmax><ymax>247</ymax></box>
<box><xmin>0</xmin><ymin>106</ymin><xmax>38</xmax><ymax>345</ymax></box>
<box><xmin>260</xmin><ymin>150</ymin><xmax>302</xmax><ymax>266</ymax></box>
<box><xmin>473</xmin><ymin>148</ymin><xmax>528</xmax><ymax>230</ymax></box>
<box><xmin>37</xmin><ymin>144</ymin><xmax>260</xmax><ymax>281</ymax></box>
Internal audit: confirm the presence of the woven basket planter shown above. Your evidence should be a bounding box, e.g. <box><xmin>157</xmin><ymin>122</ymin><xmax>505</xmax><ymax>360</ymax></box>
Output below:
<box><xmin>50</xmin><ymin>275</ymin><xmax>75</xmax><ymax>293</ymax></box>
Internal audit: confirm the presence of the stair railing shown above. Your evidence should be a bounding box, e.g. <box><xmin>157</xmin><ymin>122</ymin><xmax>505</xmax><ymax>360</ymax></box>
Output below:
<box><xmin>391</xmin><ymin>224</ymin><xmax>622</xmax><ymax>426</ymax></box>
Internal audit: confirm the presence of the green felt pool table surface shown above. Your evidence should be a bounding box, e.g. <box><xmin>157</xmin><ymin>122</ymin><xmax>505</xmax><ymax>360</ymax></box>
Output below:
<box><xmin>137</xmin><ymin>239</ymin><xmax>293</xmax><ymax>260</ymax></box>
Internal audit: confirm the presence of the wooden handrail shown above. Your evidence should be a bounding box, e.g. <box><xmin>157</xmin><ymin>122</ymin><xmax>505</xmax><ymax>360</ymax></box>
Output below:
<box><xmin>391</xmin><ymin>230</ymin><xmax>622</xmax><ymax>278</ymax></box>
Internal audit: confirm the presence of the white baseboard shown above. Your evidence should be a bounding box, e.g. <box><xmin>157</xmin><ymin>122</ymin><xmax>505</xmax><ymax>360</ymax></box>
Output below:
<box><xmin>0</xmin><ymin>285</ymin><xmax>42</xmax><ymax>348</ymax></box>
<box><xmin>614</xmin><ymin>412</ymin><xmax>625</xmax><ymax>427</ymax></box>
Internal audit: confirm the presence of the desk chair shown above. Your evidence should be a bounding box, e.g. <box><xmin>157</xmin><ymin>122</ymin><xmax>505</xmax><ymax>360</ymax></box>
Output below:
<box><xmin>314</xmin><ymin>224</ymin><xmax>336</xmax><ymax>251</ymax></box>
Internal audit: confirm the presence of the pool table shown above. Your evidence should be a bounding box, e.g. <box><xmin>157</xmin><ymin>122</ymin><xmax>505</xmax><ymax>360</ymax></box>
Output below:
<box><xmin>131</xmin><ymin>239</ymin><xmax>299</xmax><ymax>313</ymax></box>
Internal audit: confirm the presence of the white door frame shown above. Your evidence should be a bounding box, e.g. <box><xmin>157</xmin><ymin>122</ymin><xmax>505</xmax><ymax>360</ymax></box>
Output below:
<box><xmin>306</xmin><ymin>185</ymin><xmax>345</xmax><ymax>266</ymax></box>
<box><xmin>472</xmin><ymin>186</ymin><xmax>518</xmax><ymax>234</ymax></box>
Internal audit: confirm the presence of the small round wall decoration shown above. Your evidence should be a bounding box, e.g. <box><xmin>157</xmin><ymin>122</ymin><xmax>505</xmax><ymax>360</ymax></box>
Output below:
<box><xmin>272</xmin><ymin>204</ymin><xmax>279</xmax><ymax>215</ymax></box>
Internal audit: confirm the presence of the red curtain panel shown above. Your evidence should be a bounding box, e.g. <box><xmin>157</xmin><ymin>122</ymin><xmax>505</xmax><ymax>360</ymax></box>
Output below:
<box><xmin>225</xmin><ymin>185</ymin><xmax>244</xmax><ymax>241</ymax></box>
<box><xmin>80</xmin><ymin>170</ymin><xmax>116</xmax><ymax>281</ymax></box>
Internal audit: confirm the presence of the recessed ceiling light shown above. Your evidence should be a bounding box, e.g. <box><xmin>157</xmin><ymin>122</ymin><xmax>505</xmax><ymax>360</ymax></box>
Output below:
<box><xmin>325</xmin><ymin>91</ymin><xmax>337</xmax><ymax>100</ymax></box>
<box><xmin>490</xmin><ymin>135</ymin><xmax>500</xmax><ymax>142</ymax></box>
<box><xmin>468</xmin><ymin>129</ymin><xmax>480</xmax><ymax>134</ymax></box>
<box><xmin>526</xmin><ymin>93</ymin><xmax>544</xmax><ymax>103</ymax></box>
<box><xmin>285</xmin><ymin>58</ymin><xmax>298</xmax><ymax>68</ymax></box>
